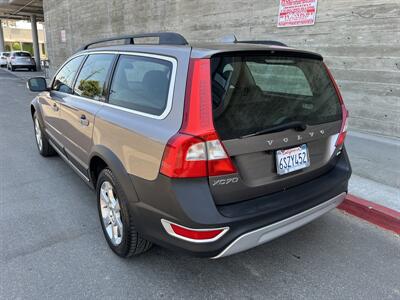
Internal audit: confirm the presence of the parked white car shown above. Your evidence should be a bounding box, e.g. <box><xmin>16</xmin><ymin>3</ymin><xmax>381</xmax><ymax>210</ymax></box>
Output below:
<box><xmin>7</xmin><ymin>51</ymin><xmax>37</xmax><ymax>71</ymax></box>
<box><xmin>0</xmin><ymin>52</ymin><xmax>10</xmax><ymax>67</ymax></box>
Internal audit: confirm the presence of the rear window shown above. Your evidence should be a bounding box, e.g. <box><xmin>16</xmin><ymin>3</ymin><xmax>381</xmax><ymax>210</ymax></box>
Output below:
<box><xmin>14</xmin><ymin>52</ymin><xmax>31</xmax><ymax>57</ymax></box>
<box><xmin>2</xmin><ymin>52</ymin><xmax>10</xmax><ymax>57</ymax></box>
<box><xmin>211</xmin><ymin>55</ymin><xmax>342</xmax><ymax>140</ymax></box>
<box><xmin>108</xmin><ymin>55</ymin><xmax>172</xmax><ymax>116</ymax></box>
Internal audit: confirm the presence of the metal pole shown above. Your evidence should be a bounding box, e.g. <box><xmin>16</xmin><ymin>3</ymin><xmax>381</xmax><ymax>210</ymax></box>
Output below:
<box><xmin>0</xmin><ymin>19</ymin><xmax>5</xmax><ymax>52</ymax></box>
<box><xmin>30</xmin><ymin>15</ymin><xmax>41</xmax><ymax>71</ymax></box>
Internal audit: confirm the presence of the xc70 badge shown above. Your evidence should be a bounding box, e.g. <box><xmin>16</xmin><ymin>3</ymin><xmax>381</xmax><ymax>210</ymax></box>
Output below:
<box><xmin>212</xmin><ymin>177</ymin><xmax>239</xmax><ymax>186</ymax></box>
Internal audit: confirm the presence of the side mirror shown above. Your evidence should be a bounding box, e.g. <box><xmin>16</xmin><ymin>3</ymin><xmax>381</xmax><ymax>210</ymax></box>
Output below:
<box><xmin>27</xmin><ymin>77</ymin><xmax>48</xmax><ymax>92</ymax></box>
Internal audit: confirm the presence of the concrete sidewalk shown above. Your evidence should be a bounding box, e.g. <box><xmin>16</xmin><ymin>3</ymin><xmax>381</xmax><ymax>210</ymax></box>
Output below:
<box><xmin>346</xmin><ymin>131</ymin><xmax>400</xmax><ymax>212</ymax></box>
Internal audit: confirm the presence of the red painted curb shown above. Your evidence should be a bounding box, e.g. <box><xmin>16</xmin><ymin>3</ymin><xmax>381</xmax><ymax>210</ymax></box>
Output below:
<box><xmin>338</xmin><ymin>194</ymin><xmax>400</xmax><ymax>234</ymax></box>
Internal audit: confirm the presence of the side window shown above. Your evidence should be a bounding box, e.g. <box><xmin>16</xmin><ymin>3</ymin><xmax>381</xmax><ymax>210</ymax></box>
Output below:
<box><xmin>52</xmin><ymin>56</ymin><xmax>84</xmax><ymax>94</ymax></box>
<box><xmin>74</xmin><ymin>54</ymin><xmax>115</xmax><ymax>101</ymax></box>
<box><xmin>108</xmin><ymin>55</ymin><xmax>173</xmax><ymax>116</ymax></box>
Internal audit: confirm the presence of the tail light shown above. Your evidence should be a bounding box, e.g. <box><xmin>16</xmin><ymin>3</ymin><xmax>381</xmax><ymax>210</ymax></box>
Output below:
<box><xmin>336</xmin><ymin>108</ymin><xmax>348</xmax><ymax>147</ymax></box>
<box><xmin>160</xmin><ymin>59</ymin><xmax>236</xmax><ymax>178</ymax></box>
<box><xmin>11</xmin><ymin>56</ymin><xmax>15</xmax><ymax>60</ymax></box>
<box><xmin>324</xmin><ymin>63</ymin><xmax>348</xmax><ymax>147</ymax></box>
<box><xmin>161</xmin><ymin>219</ymin><xmax>229</xmax><ymax>243</ymax></box>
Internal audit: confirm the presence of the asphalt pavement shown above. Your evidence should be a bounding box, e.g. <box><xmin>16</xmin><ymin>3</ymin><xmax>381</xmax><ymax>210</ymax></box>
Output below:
<box><xmin>0</xmin><ymin>68</ymin><xmax>399</xmax><ymax>299</ymax></box>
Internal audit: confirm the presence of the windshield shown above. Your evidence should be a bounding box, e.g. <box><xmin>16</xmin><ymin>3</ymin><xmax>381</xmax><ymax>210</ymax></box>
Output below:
<box><xmin>211</xmin><ymin>55</ymin><xmax>342</xmax><ymax>140</ymax></box>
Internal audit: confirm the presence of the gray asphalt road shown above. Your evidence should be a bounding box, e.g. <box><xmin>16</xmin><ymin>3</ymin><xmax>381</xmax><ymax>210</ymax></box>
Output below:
<box><xmin>0</xmin><ymin>68</ymin><xmax>399</xmax><ymax>300</ymax></box>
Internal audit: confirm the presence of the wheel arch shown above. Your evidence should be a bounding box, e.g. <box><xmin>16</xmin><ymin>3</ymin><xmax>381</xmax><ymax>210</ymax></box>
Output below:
<box><xmin>30</xmin><ymin>98</ymin><xmax>42</xmax><ymax>121</ymax></box>
<box><xmin>30</xmin><ymin>104</ymin><xmax>36</xmax><ymax>118</ymax></box>
<box><xmin>89</xmin><ymin>145</ymin><xmax>140</xmax><ymax>203</ymax></box>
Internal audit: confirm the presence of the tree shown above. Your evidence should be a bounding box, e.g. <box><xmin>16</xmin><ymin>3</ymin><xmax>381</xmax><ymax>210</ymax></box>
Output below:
<box><xmin>12</xmin><ymin>42</ymin><xmax>21</xmax><ymax>51</ymax></box>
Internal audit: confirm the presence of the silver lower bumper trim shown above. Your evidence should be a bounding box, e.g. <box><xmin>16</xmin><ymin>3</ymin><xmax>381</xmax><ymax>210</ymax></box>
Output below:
<box><xmin>212</xmin><ymin>192</ymin><xmax>346</xmax><ymax>259</ymax></box>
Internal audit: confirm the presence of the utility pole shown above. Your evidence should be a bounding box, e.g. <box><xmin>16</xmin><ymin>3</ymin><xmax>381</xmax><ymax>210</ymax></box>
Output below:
<box><xmin>30</xmin><ymin>14</ymin><xmax>41</xmax><ymax>71</ymax></box>
<box><xmin>0</xmin><ymin>19</ymin><xmax>5</xmax><ymax>52</ymax></box>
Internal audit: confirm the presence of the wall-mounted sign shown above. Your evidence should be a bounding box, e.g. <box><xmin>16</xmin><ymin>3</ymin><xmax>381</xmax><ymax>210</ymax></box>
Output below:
<box><xmin>60</xmin><ymin>30</ymin><xmax>66</xmax><ymax>42</ymax></box>
<box><xmin>277</xmin><ymin>0</ymin><xmax>318</xmax><ymax>28</ymax></box>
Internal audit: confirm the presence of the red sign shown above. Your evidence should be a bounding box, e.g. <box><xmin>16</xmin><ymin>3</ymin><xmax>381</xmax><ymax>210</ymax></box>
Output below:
<box><xmin>278</xmin><ymin>0</ymin><xmax>318</xmax><ymax>27</ymax></box>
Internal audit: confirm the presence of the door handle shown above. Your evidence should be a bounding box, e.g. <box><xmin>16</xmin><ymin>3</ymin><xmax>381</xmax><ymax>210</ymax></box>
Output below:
<box><xmin>52</xmin><ymin>103</ymin><xmax>59</xmax><ymax>112</ymax></box>
<box><xmin>80</xmin><ymin>114</ymin><xmax>89</xmax><ymax>126</ymax></box>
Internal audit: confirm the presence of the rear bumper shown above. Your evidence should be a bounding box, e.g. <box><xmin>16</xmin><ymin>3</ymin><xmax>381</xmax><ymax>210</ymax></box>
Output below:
<box><xmin>11</xmin><ymin>63</ymin><xmax>35</xmax><ymax>68</ymax></box>
<box><xmin>129</xmin><ymin>147</ymin><xmax>351</xmax><ymax>257</ymax></box>
<box><xmin>213</xmin><ymin>192</ymin><xmax>345</xmax><ymax>258</ymax></box>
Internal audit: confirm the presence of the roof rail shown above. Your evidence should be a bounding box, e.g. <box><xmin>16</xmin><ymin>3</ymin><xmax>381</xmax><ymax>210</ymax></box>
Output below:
<box><xmin>219</xmin><ymin>34</ymin><xmax>288</xmax><ymax>47</ymax></box>
<box><xmin>78</xmin><ymin>32</ymin><xmax>188</xmax><ymax>51</ymax></box>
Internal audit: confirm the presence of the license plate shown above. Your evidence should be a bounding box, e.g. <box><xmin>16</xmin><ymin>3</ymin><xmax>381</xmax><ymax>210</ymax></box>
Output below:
<box><xmin>276</xmin><ymin>144</ymin><xmax>310</xmax><ymax>175</ymax></box>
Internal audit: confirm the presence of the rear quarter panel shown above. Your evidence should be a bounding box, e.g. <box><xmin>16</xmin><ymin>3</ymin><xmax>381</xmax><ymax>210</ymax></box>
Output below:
<box><xmin>92</xmin><ymin>47</ymin><xmax>190</xmax><ymax>181</ymax></box>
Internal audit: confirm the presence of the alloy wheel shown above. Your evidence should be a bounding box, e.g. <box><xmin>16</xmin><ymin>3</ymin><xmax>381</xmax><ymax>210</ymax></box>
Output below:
<box><xmin>34</xmin><ymin>117</ymin><xmax>43</xmax><ymax>151</ymax></box>
<box><xmin>99</xmin><ymin>181</ymin><xmax>123</xmax><ymax>245</ymax></box>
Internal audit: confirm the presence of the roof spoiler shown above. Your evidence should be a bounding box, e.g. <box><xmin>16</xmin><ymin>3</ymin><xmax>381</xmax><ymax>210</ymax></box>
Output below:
<box><xmin>219</xmin><ymin>34</ymin><xmax>288</xmax><ymax>47</ymax></box>
<box><xmin>78</xmin><ymin>32</ymin><xmax>189</xmax><ymax>51</ymax></box>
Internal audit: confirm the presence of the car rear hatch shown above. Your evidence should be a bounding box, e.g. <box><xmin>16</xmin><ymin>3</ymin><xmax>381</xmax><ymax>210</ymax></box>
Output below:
<box><xmin>14</xmin><ymin>52</ymin><xmax>32</xmax><ymax>64</ymax></box>
<box><xmin>209</xmin><ymin>51</ymin><xmax>346</xmax><ymax>205</ymax></box>
<box><xmin>160</xmin><ymin>49</ymin><xmax>347</xmax><ymax>207</ymax></box>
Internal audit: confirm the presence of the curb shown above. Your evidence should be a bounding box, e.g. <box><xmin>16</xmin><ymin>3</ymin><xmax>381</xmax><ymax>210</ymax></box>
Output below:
<box><xmin>338</xmin><ymin>194</ymin><xmax>400</xmax><ymax>234</ymax></box>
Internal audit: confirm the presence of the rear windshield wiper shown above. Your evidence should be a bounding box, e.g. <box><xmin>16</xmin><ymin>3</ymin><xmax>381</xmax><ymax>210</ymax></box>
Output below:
<box><xmin>240</xmin><ymin>121</ymin><xmax>307</xmax><ymax>138</ymax></box>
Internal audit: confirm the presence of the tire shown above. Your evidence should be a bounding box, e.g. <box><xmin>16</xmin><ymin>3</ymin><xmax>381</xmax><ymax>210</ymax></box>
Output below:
<box><xmin>33</xmin><ymin>112</ymin><xmax>55</xmax><ymax>156</ymax></box>
<box><xmin>97</xmin><ymin>168</ymin><xmax>152</xmax><ymax>258</ymax></box>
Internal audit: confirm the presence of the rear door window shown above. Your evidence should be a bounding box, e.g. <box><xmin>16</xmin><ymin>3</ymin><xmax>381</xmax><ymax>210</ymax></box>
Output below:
<box><xmin>211</xmin><ymin>55</ymin><xmax>342</xmax><ymax>140</ymax></box>
<box><xmin>74</xmin><ymin>54</ymin><xmax>115</xmax><ymax>101</ymax></box>
<box><xmin>52</xmin><ymin>56</ymin><xmax>85</xmax><ymax>94</ymax></box>
<box><xmin>14</xmin><ymin>52</ymin><xmax>31</xmax><ymax>57</ymax></box>
<box><xmin>108</xmin><ymin>55</ymin><xmax>173</xmax><ymax>116</ymax></box>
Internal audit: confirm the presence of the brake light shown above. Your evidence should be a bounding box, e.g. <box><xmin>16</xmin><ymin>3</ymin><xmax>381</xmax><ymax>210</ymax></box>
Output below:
<box><xmin>336</xmin><ymin>107</ymin><xmax>348</xmax><ymax>147</ymax></box>
<box><xmin>161</xmin><ymin>219</ymin><xmax>229</xmax><ymax>242</ymax></box>
<box><xmin>160</xmin><ymin>134</ymin><xmax>207</xmax><ymax>178</ymax></box>
<box><xmin>160</xmin><ymin>59</ymin><xmax>236</xmax><ymax>178</ymax></box>
<box><xmin>324</xmin><ymin>63</ymin><xmax>348</xmax><ymax>147</ymax></box>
